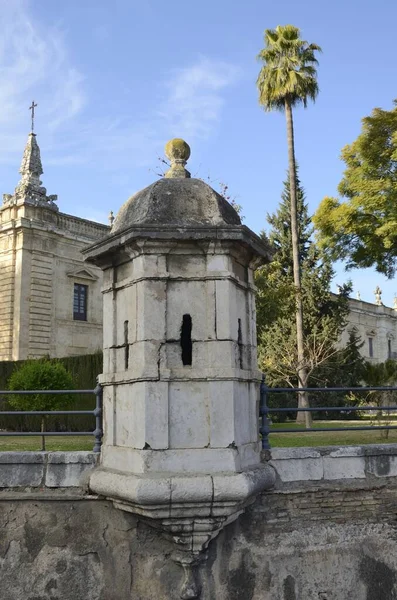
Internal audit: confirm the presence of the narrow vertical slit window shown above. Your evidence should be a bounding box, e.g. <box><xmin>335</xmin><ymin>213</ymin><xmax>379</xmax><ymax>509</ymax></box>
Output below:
<box><xmin>181</xmin><ymin>314</ymin><xmax>192</xmax><ymax>366</ymax></box>
<box><xmin>237</xmin><ymin>318</ymin><xmax>243</xmax><ymax>369</ymax></box>
<box><xmin>388</xmin><ymin>338</ymin><xmax>392</xmax><ymax>359</ymax></box>
<box><xmin>124</xmin><ymin>320</ymin><xmax>129</xmax><ymax>369</ymax></box>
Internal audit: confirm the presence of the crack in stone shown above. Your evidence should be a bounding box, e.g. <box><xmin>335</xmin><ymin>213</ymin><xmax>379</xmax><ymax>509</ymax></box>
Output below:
<box><xmin>101</xmin><ymin>524</ymin><xmax>109</xmax><ymax>549</ymax></box>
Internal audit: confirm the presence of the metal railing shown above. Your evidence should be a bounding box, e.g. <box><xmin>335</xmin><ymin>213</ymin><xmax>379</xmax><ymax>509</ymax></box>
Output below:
<box><xmin>0</xmin><ymin>383</ymin><xmax>103</xmax><ymax>452</ymax></box>
<box><xmin>259</xmin><ymin>375</ymin><xmax>397</xmax><ymax>450</ymax></box>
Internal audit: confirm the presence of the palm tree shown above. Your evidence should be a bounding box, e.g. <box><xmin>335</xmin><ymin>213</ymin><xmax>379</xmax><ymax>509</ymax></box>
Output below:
<box><xmin>257</xmin><ymin>25</ymin><xmax>321</xmax><ymax>428</ymax></box>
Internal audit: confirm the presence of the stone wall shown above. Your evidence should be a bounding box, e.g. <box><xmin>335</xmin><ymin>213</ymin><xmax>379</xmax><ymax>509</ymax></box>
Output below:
<box><xmin>3</xmin><ymin>484</ymin><xmax>397</xmax><ymax>600</ymax></box>
<box><xmin>205</xmin><ymin>486</ymin><xmax>397</xmax><ymax>600</ymax></box>
<box><xmin>0</xmin><ymin>230</ymin><xmax>16</xmax><ymax>360</ymax></box>
<box><xmin>2</xmin><ymin>447</ymin><xmax>397</xmax><ymax>599</ymax></box>
<box><xmin>0</xmin><ymin>202</ymin><xmax>107</xmax><ymax>360</ymax></box>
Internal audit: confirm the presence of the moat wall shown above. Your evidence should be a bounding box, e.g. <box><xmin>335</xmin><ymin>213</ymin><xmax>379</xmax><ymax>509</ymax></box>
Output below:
<box><xmin>2</xmin><ymin>447</ymin><xmax>397</xmax><ymax>600</ymax></box>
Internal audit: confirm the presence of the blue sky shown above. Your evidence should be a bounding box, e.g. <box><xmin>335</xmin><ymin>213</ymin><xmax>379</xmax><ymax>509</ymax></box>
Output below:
<box><xmin>1</xmin><ymin>0</ymin><xmax>397</xmax><ymax>306</ymax></box>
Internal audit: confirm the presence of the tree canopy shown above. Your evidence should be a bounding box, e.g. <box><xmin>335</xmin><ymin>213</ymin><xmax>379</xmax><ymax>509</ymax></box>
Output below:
<box><xmin>313</xmin><ymin>101</ymin><xmax>397</xmax><ymax>277</ymax></box>
<box><xmin>256</xmin><ymin>24</ymin><xmax>321</xmax><ymax>112</ymax></box>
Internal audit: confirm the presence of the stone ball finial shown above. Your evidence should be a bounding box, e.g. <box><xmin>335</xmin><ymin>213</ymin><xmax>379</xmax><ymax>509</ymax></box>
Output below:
<box><xmin>164</xmin><ymin>138</ymin><xmax>191</xmax><ymax>179</ymax></box>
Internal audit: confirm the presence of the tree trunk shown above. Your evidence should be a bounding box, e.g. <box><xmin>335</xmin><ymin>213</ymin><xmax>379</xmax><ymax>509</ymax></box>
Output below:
<box><xmin>41</xmin><ymin>416</ymin><xmax>46</xmax><ymax>452</ymax></box>
<box><xmin>285</xmin><ymin>100</ymin><xmax>312</xmax><ymax>429</ymax></box>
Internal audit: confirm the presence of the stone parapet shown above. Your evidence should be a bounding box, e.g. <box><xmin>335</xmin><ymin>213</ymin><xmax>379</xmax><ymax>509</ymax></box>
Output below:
<box><xmin>269</xmin><ymin>444</ymin><xmax>397</xmax><ymax>486</ymax></box>
<box><xmin>0</xmin><ymin>452</ymin><xmax>99</xmax><ymax>489</ymax></box>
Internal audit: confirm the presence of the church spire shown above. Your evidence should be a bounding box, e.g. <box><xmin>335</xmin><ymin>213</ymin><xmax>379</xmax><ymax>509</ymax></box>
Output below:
<box><xmin>2</xmin><ymin>103</ymin><xmax>57</xmax><ymax>209</ymax></box>
<box><xmin>18</xmin><ymin>132</ymin><xmax>44</xmax><ymax>187</ymax></box>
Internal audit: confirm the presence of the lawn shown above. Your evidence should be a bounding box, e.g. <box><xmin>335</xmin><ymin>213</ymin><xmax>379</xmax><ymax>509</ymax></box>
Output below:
<box><xmin>0</xmin><ymin>436</ymin><xmax>94</xmax><ymax>451</ymax></box>
<box><xmin>1</xmin><ymin>422</ymin><xmax>396</xmax><ymax>451</ymax></box>
<box><xmin>270</xmin><ymin>420</ymin><xmax>397</xmax><ymax>447</ymax></box>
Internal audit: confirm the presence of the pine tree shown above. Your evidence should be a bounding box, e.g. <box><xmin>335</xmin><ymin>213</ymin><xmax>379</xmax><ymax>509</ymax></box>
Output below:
<box><xmin>336</xmin><ymin>331</ymin><xmax>365</xmax><ymax>388</ymax></box>
<box><xmin>256</xmin><ymin>171</ymin><xmax>310</xmax><ymax>338</ymax></box>
<box><xmin>256</xmin><ymin>173</ymin><xmax>351</xmax><ymax>424</ymax></box>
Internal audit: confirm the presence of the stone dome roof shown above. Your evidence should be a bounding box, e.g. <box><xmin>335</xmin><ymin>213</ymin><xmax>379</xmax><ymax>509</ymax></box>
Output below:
<box><xmin>85</xmin><ymin>140</ymin><xmax>273</xmax><ymax>266</ymax></box>
<box><xmin>111</xmin><ymin>177</ymin><xmax>241</xmax><ymax>233</ymax></box>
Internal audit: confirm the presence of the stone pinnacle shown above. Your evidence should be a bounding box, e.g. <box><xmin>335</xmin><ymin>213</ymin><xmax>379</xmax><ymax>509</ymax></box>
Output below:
<box><xmin>164</xmin><ymin>138</ymin><xmax>191</xmax><ymax>179</ymax></box>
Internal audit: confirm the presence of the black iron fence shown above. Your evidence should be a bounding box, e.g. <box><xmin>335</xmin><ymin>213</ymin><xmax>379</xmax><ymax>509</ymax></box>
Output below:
<box><xmin>259</xmin><ymin>375</ymin><xmax>397</xmax><ymax>450</ymax></box>
<box><xmin>0</xmin><ymin>383</ymin><xmax>103</xmax><ymax>452</ymax></box>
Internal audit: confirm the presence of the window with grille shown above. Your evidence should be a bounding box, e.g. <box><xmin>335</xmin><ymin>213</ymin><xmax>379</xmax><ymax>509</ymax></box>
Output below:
<box><xmin>73</xmin><ymin>284</ymin><xmax>88</xmax><ymax>321</ymax></box>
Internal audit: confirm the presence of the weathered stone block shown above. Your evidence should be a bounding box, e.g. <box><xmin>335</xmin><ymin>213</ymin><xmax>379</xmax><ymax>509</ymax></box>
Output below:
<box><xmin>206</xmin><ymin>253</ymin><xmax>229</xmax><ymax>272</ymax></box>
<box><xmin>270</xmin><ymin>448</ymin><xmax>323</xmax><ymax>482</ymax></box>
<box><xmin>215</xmin><ymin>279</ymin><xmax>248</xmax><ymax>341</ymax></box>
<box><xmin>170</xmin><ymin>475</ymin><xmax>213</xmax><ymax>503</ymax></box>
<box><xmin>0</xmin><ymin>452</ymin><xmax>45</xmax><ymax>487</ymax></box>
<box><xmin>168</xmin><ymin>253</ymin><xmax>206</xmax><ymax>277</ymax></box>
<box><xmin>166</xmin><ymin>280</ymin><xmax>209</xmax><ymax>341</ymax></box>
<box><xmin>169</xmin><ymin>381</ymin><xmax>210</xmax><ymax>449</ymax></box>
<box><xmin>113</xmin><ymin>381</ymin><xmax>169</xmax><ymax>449</ymax></box>
<box><xmin>115</xmin><ymin>284</ymin><xmax>137</xmax><ymax>345</ymax></box>
<box><xmin>136</xmin><ymin>280</ymin><xmax>166</xmax><ymax>340</ymax></box>
<box><xmin>366</xmin><ymin>453</ymin><xmax>397</xmax><ymax>477</ymax></box>
<box><xmin>46</xmin><ymin>452</ymin><xmax>98</xmax><ymax>487</ymax></box>
<box><xmin>208</xmin><ymin>380</ymin><xmax>235</xmax><ymax>447</ymax></box>
<box><xmin>126</xmin><ymin>340</ymin><xmax>161</xmax><ymax>379</ymax></box>
<box><xmin>133</xmin><ymin>253</ymin><xmax>168</xmax><ymax>280</ymax></box>
<box><xmin>323</xmin><ymin>455</ymin><xmax>366</xmax><ymax>480</ymax></box>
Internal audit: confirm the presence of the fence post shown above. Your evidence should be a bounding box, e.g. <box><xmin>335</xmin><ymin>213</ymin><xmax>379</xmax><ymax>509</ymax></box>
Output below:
<box><xmin>93</xmin><ymin>380</ymin><xmax>103</xmax><ymax>453</ymax></box>
<box><xmin>259</xmin><ymin>373</ymin><xmax>271</xmax><ymax>450</ymax></box>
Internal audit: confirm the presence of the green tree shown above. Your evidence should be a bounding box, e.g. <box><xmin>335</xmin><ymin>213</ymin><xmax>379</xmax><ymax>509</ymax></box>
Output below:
<box><xmin>256</xmin><ymin>174</ymin><xmax>351</xmax><ymax>426</ymax></box>
<box><xmin>256</xmin><ymin>25</ymin><xmax>322</xmax><ymax>423</ymax></box>
<box><xmin>311</xmin><ymin>330</ymin><xmax>366</xmax><ymax>419</ymax></box>
<box><xmin>334</xmin><ymin>330</ymin><xmax>366</xmax><ymax>388</ymax></box>
<box><xmin>313</xmin><ymin>101</ymin><xmax>397</xmax><ymax>277</ymax></box>
<box><xmin>256</xmin><ymin>169</ymin><xmax>311</xmax><ymax>339</ymax></box>
<box><xmin>8</xmin><ymin>359</ymin><xmax>74</xmax><ymax>450</ymax></box>
<box><xmin>361</xmin><ymin>360</ymin><xmax>397</xmax><ymax>439</ymax></box>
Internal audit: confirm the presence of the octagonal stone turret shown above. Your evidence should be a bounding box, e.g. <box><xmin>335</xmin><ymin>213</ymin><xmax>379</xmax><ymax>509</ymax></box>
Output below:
<box><xmin>83</xmin><ymin>139</ymin><xmax>275</xmax><ymax>599</ymax></box>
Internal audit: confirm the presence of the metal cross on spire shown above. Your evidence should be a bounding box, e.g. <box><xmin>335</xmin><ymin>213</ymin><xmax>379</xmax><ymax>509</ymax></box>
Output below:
<box><xmin>29</xmin><ymin>101</ymin><xmax>38</xmax><ymax>133</ymax></box>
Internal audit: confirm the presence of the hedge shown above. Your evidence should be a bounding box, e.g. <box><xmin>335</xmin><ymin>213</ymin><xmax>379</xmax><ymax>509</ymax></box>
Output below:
<box><xmin>0</xmin><ymin>352</ymin><xmax>103</xmax><ymax>432</ymax></box>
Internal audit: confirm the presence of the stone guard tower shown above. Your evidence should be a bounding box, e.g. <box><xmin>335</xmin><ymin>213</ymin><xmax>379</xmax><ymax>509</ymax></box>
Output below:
<box><xmin>84</xmin><ymin>139</ymin><xmax>275</xmax><ymax>599</ymax></box>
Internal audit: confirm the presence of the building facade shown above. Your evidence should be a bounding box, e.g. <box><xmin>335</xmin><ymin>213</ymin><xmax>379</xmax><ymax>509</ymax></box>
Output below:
<box><xmin>341</xmin><ymin>296</ymin><xmax>397</xmax><ymax>364</ymax></box>
<box><xmin>0</xmin><ymin>132</ymin><xmax>109</xmax><ymax>361</ymax></box>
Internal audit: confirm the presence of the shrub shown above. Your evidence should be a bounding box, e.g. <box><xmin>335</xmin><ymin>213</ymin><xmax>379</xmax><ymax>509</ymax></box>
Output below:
<box><xmin>8</xmin><ymin>360</ymin><xmax>74</xmax><ymax>450</ymax></box>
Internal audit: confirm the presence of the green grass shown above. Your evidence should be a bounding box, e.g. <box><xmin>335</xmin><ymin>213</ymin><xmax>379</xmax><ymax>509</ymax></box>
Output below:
<box><xmin>1</xmin><ymin>421</ymin><xmax>396</xmax><ymax>451</ymax></box>
<box><xmin>270</xmin><ymin>420</ymin><xmax>397</xmax><ymax>447</ymax></box>
<box><xmin>0</xmin><ymin>436</ymin><xmax>94</xmax><ymax>451</ymax></box>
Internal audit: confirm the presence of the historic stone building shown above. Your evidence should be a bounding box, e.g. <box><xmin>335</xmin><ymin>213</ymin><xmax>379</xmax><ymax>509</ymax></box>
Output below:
<box><xmin>341</xmin><ymin>293</ymin><xmax>397</xmax><ymax>364</ymax></box>
<box><xmin>0</xmin><ymin>131</ymin><xmax>109</xmax><ymax>361</ymax></box>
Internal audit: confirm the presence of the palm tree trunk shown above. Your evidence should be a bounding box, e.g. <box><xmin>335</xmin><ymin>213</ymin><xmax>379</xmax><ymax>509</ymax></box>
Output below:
<box><xmin>285</xmin><ymin>99</ymin><xmax>312</xmax><ymax>429</ymax></box>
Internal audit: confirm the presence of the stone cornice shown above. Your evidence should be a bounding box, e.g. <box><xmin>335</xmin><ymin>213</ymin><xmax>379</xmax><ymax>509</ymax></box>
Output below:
<box><xmin>0</xmin><ymin>211</ymin><xmax>109</xmax><ymax>242</ymax></box>
<box><xmin>83</xmin><ymin>224</ymin><xmax>273</xmax><ymax>267</ymax></box>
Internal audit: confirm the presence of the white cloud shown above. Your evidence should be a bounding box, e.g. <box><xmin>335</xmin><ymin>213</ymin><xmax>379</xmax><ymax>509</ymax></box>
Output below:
<box><xmin>0</xmin><ymin>0</ymin><xmax>86</xmax><ymax>163</ymax></box>
<box><xmin>161</xmin><ymin>57</ymin><xmax>240</xmax><ymax>140</ymax></box>
<box><xmin>0</xmin><ymin>2</ymin><xmax>239</xmax><ymax>173</ymax></box>
<box><xmin>43</xmin><ymin>57</ymin><xmax>240</xmax><ymax>171</ymax></box>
